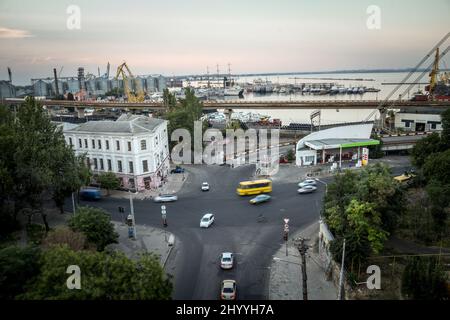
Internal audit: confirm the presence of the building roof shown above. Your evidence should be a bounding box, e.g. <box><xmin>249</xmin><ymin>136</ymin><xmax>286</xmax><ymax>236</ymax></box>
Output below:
<box><xmin>64</xmin><ymin>114</ymin><xmax>165</xmax><ymax>134</ymax></box>
<box><xmin>305</xmin><ymin>138</ymin><xmax>379</xmax><ymax>150</ymax></box>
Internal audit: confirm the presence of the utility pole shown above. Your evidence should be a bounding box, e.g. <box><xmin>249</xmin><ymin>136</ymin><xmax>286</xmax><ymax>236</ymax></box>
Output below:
<box><xmin>71</xmin><ymin>192</ymin><xmax>76</xmax><ymax>214</ymax></box>
<box><xmin>338</xmin><ymin>238</ymin><xmax>346</xmax><ymax>300</ymax></box>
<box><xmin>129</xmin><ymin>191</ymin><xmax>137</xmax><ymax>240</ymax></box>
<box><xmin>294</xmin><ymin>237</ymin><xmax>309</xmax><ymax>300</ymax></box>
<box><xmin>283</xmin><ymin>218</ymin><xmax>289</xmax><ymax>256</ymax></box>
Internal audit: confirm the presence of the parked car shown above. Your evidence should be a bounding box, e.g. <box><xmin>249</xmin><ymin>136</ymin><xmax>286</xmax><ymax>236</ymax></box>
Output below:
<box><xmin>220</xmin><ymin>252</ymin><xmax>234</xmax><ymax>269</ymax></box>
<box><xmin>201</xmin><ymin>182</ymin><xmax>210</xmax><ymax>191</ymax></box>
<box><xmin>298</xmin><ymin>185</ymin><xmax>317</xmax><ymax>194</ymax></box>
<box><xmin>220</xmin><ymin>280</ymin><xmax>237</xmax><ymax>300</ymax></box>
<box><xmin>79</xmin><ymin>188</ymin><xmax>101</xmax><ymax>201</ymax></box>
<box><xmin>170</xmin><ymin>166</ymin><xmax>185</xmax><ymax>174</ymax></box>
<box><xmin>153</xmin><ymin>194</ymin><xmax>178</xmax><ymax>203</ymax></box>
<box><xmin>200</xmin><ymin>213</ymin><xmax>214</xmax><ymax>228</ymax></box>
<box><xmin>249</xmin><ymin>194</ymin><xmax>271</xmax><ymax>204</ymax></box>
<box><xmin>298</xmin><ymin>179</ymin><xmax>317</xmax><ymax>188</ymax></box>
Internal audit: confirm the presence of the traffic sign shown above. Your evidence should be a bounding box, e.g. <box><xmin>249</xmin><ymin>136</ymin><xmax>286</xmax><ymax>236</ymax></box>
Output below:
<box><xmin>161</xmin><ymin>205</ymin><xmax>166</xmax><ymax>210</ymax></box>
<box><xmin>284</xmin><ymin>218</ymin><xmax>289</xmax><ymax>224</ymax></box>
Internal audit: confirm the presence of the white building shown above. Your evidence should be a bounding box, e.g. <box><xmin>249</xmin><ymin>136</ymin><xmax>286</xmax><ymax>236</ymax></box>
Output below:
<box><xmin>395</xmin><ymin>107</ymin><xmax>443</xmax><ymax>132</ymax></box>
<box><xmin>63</xmin><ymin>114</ymin><xmax>170</xmax><ymax>191</ymax></box>
<box><xmin>296</xmin><ymin>123</ymin><xmax>379</xmax><ymax>167</ymax></box>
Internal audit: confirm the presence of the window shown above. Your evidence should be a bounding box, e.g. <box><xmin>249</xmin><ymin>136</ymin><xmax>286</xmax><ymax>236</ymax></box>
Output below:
<box><xmin>305</xmin><ymin>155</ymin><xmax>315</xmax><ymax>164</ymax></box>
<box><xmin>116</xmin><ymin>140</ymin><xmax>120</xmax><ymax>151</ymax></box>
<box><xmin>84</xmin><ymin>139</ymin><xmax>88</xmax><ymax>148</ymax></box>
<box><xmin>78</xmin><ymin>139</ymin><xmax>82</xmax><ymax>148</ymax></box>
<box><xmin>98</xmin><ymin>140</ymin><xmax>102</xmax><ymax>149</ymax></box>
<box><xmin>118</xmin><ymin>160</ymin><xmax>123</xmax><ymax>172</ymax></box>
<box><xmin>86</xmin><ymin>157</ymin><xmax>90</xmax><ymax>167</ymax></box>
<box><xmin>92</xmin><ymin>139</ymin><xmax>95</xmax><ymax>149</ymax></box>
<box><xmin>100</xmin><ymin>159</ymin><xmax>104</xmax><ymax>170</ymax></box>
<box><xmin>128</xmin><ymin>141</ymin><xmax>132</xmax><ymax>152</ymax></box>
<box><xmin>93</xmin><ymin>158</ymin><xmax>98</xmax><ymax>170</ymax></box>
<box><xmin>69</xmin><ymin>137</ymin><xmax>73</xmax><ymax>147</ymax></box>
<box><xmin>141</xmin><ymin>139</ymin><xmax>147</xmax><ymax>150</ymax></box>
<box><xmin>129</xmin><ymin>161</ymin><xmax>134</xmax><ymax>173</ymax></box>
<box><xmin>106</xmin><ymin>140</ymin><xmax>110</xmax><ymax>150</ymax></box>
<box><xmin>107</xmin><ymin>159</ymin><xmax>112</xmax><ymax>171</ymax></box>
<box><xmin>142</xmin><ymin>160</ymin><xmax>149</xmax><ymax>172</ymax></box>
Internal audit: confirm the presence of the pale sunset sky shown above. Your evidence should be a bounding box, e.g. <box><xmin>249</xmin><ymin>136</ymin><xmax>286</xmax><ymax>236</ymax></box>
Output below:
<box><xmin>0</xmin><ymin>0</ymin><xmax>449</xmax><ymax>85</ymax></box>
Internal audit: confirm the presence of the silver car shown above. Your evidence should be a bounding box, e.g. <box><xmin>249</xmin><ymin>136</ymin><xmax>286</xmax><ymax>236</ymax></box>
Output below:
<box><xmin>298</xmin><ymin>179</ymin><xmax>317</xmax><ymax>188</ymax></box>
<box><xmin>153</xmin><ymin>194</ymin><xmax>178</xmax><ymax>202</ymax></box>
<box><xmin>298</xmin><ymin>185</ymin><xmax>317</xmax><ymax>194</ymax></box>
<box><xmin>220</xmin><ymin>252</ymin><xmax>234</xmax><ymax>269</ymax></box>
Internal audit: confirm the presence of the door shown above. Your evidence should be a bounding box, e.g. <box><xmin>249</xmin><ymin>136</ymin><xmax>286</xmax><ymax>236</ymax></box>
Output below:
<box><xmin>415</xmin><ymin>122</ymin><xmax>425</xmax><ymax>132</ymax></box>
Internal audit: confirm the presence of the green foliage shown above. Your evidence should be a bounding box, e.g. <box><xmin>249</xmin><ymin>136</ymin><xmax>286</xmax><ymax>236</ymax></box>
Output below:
<box><xmin>42</xmin><ymin>226</ymin><xmax>90</xmax><ymax>251</ymax></box>
<box><xmin>423</xmin><ymin>149</ymin><xmax>450</xmax><ymax>184</ymax></box>
<box><xmin>401</xmin><ymin>256</ymin><xmax>448</xmax><ymax>300</ymax></box>
<box><xmin>368</xmin><ymin>134</ymin><xmax>384</xmax><ymax>159</ymax></box>
<box><xmin>21</xmin><ymin>245</ymin><xmax>172</xmax><ymax>300</ymax></box>
<box><xmin>440</xmin><ymin>107</ymin><xmax>450</xmax><ymax>148</ymax></box>
<box><xmin>286</xmin><ymin>149</ymin><xmax>295</xmax><ymax>162</ymax></box>
<box><xmin>0</xmin><ymin>98</ymin><xmax>88</xmax><ymax>234</ymax></box>
<box><xmin>0</xmin><ymin>245</ymin><xmax>41</xmax><ymax>299</ymax></box>
<box><xmin>26</xmin><ymin>223</ymin><xmax>47</xmax><ymax>246</ymax></box>
<box><xmin>97</xmin><ymin>172</ymin><xmax>120</xmax><ymax>195</ymax></box>
<box><xmin>324</xmin><ymin>164</ymin><xmax>403</xmax><ymax>265</ymax></box>
<box><xmin>411</xmin><ymin>132</ymin><xmax>443</xmax><ymax>168</ymax></box>
<box><xmin>165</xmin><ymin>88</ymin><xmax>207</xmax><ymax>150</ymax></box>
<box><xmin>68</xmin><ymin>206</ymin><xmax>118</xmax><ymax>251</ymax></box>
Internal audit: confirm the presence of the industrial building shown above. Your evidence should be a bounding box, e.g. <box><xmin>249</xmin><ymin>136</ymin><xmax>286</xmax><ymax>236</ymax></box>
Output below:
<box><xmin>394</xmin><ymin>107</ymin><xmax>445</xmax><ymax>132</ymax></box>
<box><xmin>0</xmin><ymin>80</ymin><xmax>16</xmax><ymax>99</ymax></box>
<box><xmin>30</xmin><ymin>66</ymin><xmax>167</xmax><ymax>98</ymax></box>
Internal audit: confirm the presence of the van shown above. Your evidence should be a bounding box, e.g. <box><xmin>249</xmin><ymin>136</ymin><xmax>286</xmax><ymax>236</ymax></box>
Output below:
<box><xmin>79</xmin><ymin>188</ymin><xmax>102</xmax><ymax>201</ymax></box>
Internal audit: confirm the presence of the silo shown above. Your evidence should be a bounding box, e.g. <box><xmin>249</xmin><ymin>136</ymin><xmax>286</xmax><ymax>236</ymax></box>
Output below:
<box><xmin>146</xmin><ymin>76</ymin><xmax>156</xmax><ymax>93</ymax></box>
<box><xmin>157</xmin><ymin>75</ymin><xmax>166</xmax><ymax>91</ymax></box>
<box><xmin>96</xmin><ymin>78</ymin><xmax>109</xmax><ymax>94</ymax></box>
<box><xmin>135</xmin><ymin>76</ymin><xmax>145</xmax><ymax>93</ymax></box>
<box><xmin>66</xmin><ymin>78</ymin><xmax>80</xmax><ymax>93</ymax></box>
<box><xmin>85</xmin><ymin>79</ymin><xmax>96</xmax><ymax>94</ymax></box>
<box><xmin>109</xmin><ymin>79</ymin><xmax>120</xmax><ymax>91</ymax></box>
<box><xmin>33</xmin><ymin>79</ymin><xmax>49</xmax><ymax>97</ymax></box>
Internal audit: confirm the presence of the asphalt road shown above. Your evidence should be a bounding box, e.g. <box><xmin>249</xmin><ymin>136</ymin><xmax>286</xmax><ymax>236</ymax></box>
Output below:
<box><xmin>71</xmin><ymin>164</ymin><xmax>325</xmax><ymax>300</ymax></box>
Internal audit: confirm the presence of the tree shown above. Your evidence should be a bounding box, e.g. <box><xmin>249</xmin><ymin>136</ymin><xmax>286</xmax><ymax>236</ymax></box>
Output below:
<box><xmin>97</xmin><ymin>172</ymin><xmax>120</xmax><ymax>195</ymax></box>
<box><xmin>402</xmin><ymin>256</ymin><xmax>448</xmax><ymax>300</ymax></box>
<box><xmin>286</xmin><ymin>149</ymin><xmax>295</xmax><ymax>162</ymax></box>
<box><xmin>42</xmin><ymin>226</ymin><xmax>90</xmax><ymax>251</ymax></box>
<box><xmin>368</xmin><ymin>133</ymin><xmax>384</xmax><ymax>159</ymax></box>
<box><xmin>21</xmin><ymin>245</ymin><xmax>173</xmax><ymax>300</ymax></box>
<box><xmin>68</xmin><ymin>206</ymin><xmax>118</xmax><ymax>251</ymax></box>
<box><xmin>0</xmin><ymin>246</ymin><xmax>41</xmax><ymax>299</ymax></box>
<box><xmin>440</xmin><ymin>107</ymin><xmax>450</xmax><ymax>148</ymax></box>
<box><xmin>410</xmin><ymin>132</ymin><xmax>443</xmax><ymax>168</ymax></box>
<box><xmin>422</xmin><ymin>149</ymin><xmax>450</xmax><ymax>184</ymax></box>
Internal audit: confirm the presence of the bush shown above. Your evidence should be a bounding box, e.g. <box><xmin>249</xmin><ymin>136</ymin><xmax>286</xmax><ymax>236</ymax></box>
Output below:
<box><xmin>26</xmin><ymin>223</ymin><xmax>47</xmax><ymax>245</ymax></box>
<box><xmin>68</xmin><ymin>206</ymin><xmax>118</xmax><ymax>251</ymax></box>
<box><xmin>42</xmin><ymin>226</ymin><xmax>91</xmax><ymax>251</ymax></box>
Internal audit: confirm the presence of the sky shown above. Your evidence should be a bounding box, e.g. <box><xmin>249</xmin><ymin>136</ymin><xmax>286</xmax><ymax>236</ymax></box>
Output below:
<box><xmin>0</xmin><ymin>0</ymin><xmax>449</xmax><ymax>85</ymax></box>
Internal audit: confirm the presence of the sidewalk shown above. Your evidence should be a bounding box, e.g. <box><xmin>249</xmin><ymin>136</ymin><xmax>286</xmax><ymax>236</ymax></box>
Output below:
<box><xmin>109</xmin><ymin>171</ymin><xmax>188</xmax><ymax>200</ymax></box>
<box><xmin>268</xmin><ymin>221</ymin><xmax>338</xmax><ymax>300</ymax></box>
<box><xmin>108</xmin><ymin>221</ymin><xmax>176</xmax><ymax>269</ymax></box>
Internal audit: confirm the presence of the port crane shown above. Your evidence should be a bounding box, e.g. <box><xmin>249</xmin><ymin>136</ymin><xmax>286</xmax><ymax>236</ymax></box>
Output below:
<box><xmin>115</xmin><ymin>62</ymin><xmax>145</xmax><ymax>103</ymax></box>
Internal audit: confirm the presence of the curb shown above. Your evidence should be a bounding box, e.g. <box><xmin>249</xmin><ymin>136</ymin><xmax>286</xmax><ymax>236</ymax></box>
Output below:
<box><xmin>162</xmin><ymin>236</ymin><xmax>175</xmax><ymax>269</ymax></box>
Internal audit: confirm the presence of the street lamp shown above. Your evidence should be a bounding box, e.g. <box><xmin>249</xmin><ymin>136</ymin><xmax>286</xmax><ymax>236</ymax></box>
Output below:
<box><xmin>128</xmin><ymin>190</ymin><xmax>137</xmax><ymax>240</ymax></box>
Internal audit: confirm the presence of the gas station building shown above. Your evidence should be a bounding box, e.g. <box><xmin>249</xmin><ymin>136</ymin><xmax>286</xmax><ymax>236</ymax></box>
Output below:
<box><xmin>295</xmin><ymin>123</ymin><xmax>380</xmax><ymax>167</ymax></box>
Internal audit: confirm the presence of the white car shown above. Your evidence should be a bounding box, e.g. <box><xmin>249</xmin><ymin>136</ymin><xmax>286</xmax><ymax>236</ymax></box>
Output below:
<box><xmin>200</xmin><ymin>213</ymin><xmax>215</xmax><ymax>228</ymax></box>
<box><xmin>201</xmin><ymin>182</ymin><xmax>210</xmax><ymax>191</ymax></box>
<box><xmin>153</xmin><ymin>194</ymin><xmax>178</xmax><ymax>203</ymax></box>
<box><xmin>220</xmin><ymin>280</ymin><xmax>237</xmax><ymax>300</ymax></box>
<box><xmin>298</xmin><ymin>179</ymin><xmax>317</xmax><ymax>188</ymax></box>
<box><xmin>220</xmin><ymin>252</ymin><xmax>234</xmax><ymax>269</ymax></box>
<box><xmin>298</xmin><ymin>185</ymin><xmax>317</xmax><ymax>194</ymax></box>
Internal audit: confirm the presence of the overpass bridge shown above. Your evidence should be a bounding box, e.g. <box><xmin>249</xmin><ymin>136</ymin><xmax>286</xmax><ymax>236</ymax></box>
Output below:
<box><xmin>2</xmin><ymin>98</ymin><xmax>450</xmax><ymax>110</ymax></box>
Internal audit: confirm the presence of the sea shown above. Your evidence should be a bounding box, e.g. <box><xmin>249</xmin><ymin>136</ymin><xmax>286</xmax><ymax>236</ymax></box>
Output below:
<box><xmin>202</xmin><ymin>71</ymin><xmax>428</xmax><ymax>125</ymax></box>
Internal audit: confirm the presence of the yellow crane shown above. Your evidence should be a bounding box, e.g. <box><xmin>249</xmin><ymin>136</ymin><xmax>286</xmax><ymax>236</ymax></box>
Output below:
<box><xmin>428</xmin><ymin>48</ymin><xmax>440</xmax><ymax>95</ymax></box>
<box><xmin>115</xmin><ymin>62</ymin><xmax>145</xmax><ymax>102</ymax></box>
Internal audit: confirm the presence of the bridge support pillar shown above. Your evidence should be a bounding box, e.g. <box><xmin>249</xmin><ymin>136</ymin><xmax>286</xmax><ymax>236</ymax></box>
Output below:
<box><xmin>224</xmin><ymin>108</ymin><xmax>233</xmax><ymax>127</ymax></box>
<box><xmin>75</xmin><ymin>107</ymin><xmax>85</xmax><ymax>118</ymax></box>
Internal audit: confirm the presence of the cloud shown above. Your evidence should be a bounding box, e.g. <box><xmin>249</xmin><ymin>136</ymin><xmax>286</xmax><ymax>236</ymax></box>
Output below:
<box><xmin>0</xmin><ymin>27</ymin><xmax>34</xmax><ymax>39</ymax></box>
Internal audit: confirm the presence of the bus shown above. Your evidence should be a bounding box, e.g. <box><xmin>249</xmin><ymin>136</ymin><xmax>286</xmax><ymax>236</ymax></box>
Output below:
<box><xmin>236</xmin><ymin>179</ymin><xmax>272</xmax><ymax>196</ymax></box>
